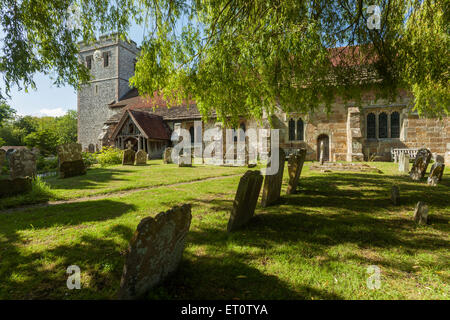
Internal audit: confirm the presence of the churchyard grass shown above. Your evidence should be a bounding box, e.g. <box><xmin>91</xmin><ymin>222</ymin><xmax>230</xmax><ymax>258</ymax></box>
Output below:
<box><xmin>0</xmin><ymin>162</ymin><xmax>448</xmax><ymax>299</ymax></box>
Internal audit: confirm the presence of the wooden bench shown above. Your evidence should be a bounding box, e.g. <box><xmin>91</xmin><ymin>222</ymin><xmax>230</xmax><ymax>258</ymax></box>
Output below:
<box><xmin>391</xmin><ymin>148</ymin><xmax>419</xmax><ymax>162</ymax></box>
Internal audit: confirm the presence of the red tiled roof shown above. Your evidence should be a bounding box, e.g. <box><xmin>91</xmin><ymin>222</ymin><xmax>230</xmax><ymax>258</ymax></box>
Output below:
<box><xmin>128</xmin><ymin>110</ymin><xmax>171</xmax><ymax>140</ymax></box>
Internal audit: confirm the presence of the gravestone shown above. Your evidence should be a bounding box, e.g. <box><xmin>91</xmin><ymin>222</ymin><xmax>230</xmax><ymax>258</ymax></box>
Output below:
<box><xmin>227</xmin><ymin>170</ymin><xmax>263</xmax><ymax>232</ymax></box>
<box><xmin>0</xmin><ymin>149</ymin><xmax>5</xmax><ymax>175</ymax></box>
<box><xmin>0</xmin><ymin>177</ymin><xmax>32</xmax><ymax>198</ymax></box>
<box><xmin>427</xmin><ymin>162</ymin><xmax>445</xmax><ymax>186</ymax></box>
<box><xmin>286</xmin><ymin>148</ymin><xmax>307</xmax><ymax>195</ymax></box>
<box><xmin>398</xmin><ymin>153</ymin><xmax>410</xmax><ymax>173</ymax></box>
<box><xmin>122</xmin><ymin>142</ymin><xmax>136</xmax><ymax>165</ymax></box>
<box><xmin>9</xmin><ymin>149</ymin><xmax>36</xmax><ymax>179</ymax></box>
<box><xmin>261</xmin><ymin>149</ymin><xmax>286</xmax><ymax>207</ymax></box>
<box><xmin>57</xmin><ymin>143</ymin><xmax>86</xmax><ymax>178</ymax></box>
<box><xmin>163</xmin><ymin>147</ymin><xmax>173</xmax><ymax>164</ymax></box>
<box><xmin>178</xmin><ymin>156</ymin><xmax>192</xmax><ymax>167</ymax></box>
<box><xmin>413</xmin><ymin>201</ymin><xmax>428</xmax><ymax>225</ymax></box>
<box><xmin>118</xmin><ymin>204</ymin><xmax>192</xmax><ymax>300</ymax></box>
<box><xmin>409</xmin><ymin>148</ymin><xmax>432</xmax><ymax>181</ymax></box>
<box><xmin>135</xmin><ymin>150</ymin><xmax>148</xmax><ymax>165</ymax></box>
<box><xmin>390</xmin><ymin>185</ymin><xmax>400</xmax><ymax>205</ymax></box>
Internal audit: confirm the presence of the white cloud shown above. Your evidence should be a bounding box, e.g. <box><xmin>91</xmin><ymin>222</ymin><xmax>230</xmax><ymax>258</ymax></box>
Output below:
<box><xmin>39</xmin><ymin>108</ymin><xmax>67</xmax><ymax>117</ymax></box>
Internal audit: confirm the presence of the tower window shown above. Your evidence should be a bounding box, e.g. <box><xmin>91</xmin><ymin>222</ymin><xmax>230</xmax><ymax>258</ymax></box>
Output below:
<box><xmin>86</xmin><ymin>56</ymin><xmax>92</xmax><ymax>69</ymax></box>
<box><xmin>367</xmin><ymin>113</ymin><xmax>376</xmax><ymax>139</ymax></box>
<box><xmin>103</xmin><ymin>52</ymin><xmax>109</xmax><ymax>67</ymax></box>
<box><xmin>296</xmin><ymin>118</ymin><xmax>304</xmax><ymax>141</ymax></box>
<box><xmin>391</xmin><ymin>112</ymin><xmax>400</xmax><ymax>138</ymax></box>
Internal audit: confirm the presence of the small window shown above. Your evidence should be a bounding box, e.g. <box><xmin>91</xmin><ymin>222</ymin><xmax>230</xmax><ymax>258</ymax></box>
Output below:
<box><xmin>379</xmin><ymin>112</ymin><xmax>388</xmax><ymax>138</ymax></box>
<box><xmin>86</xmin><ymin>56</ymin><xmax>92</xmax><ymax>69</ymax></box>
<box><xmin>296</xmin><ymin>119</ymin><xmax>304</xmax><ymax>141</ymax></box>
<box><xmin>288</xmin><ymin>119</ymin><xmax>295</xmax><ymax>141</ymax></box>
<box><xmin>239</xmin><ymin>123</ymin><xmax>246</xmax><ymax>142</ymax></box>
<box><xmin>189</xmin><ymin>126</ymin><xmax>195</xmax><ymax>144</ymax></box>
<box><xmin>103</xmin><ymin>52</ymin><xmax>109</xmax><ymax>67</ymax></box>
<box><xmin>391</xmin><ymin>112</ymin><xmax>400</xmax><ymax>138</ymax></box>
<box><xmin>95</xmin><ymin>85</ymin><xmax>99</xmax><ymax>94</ymax></box>
<box><xmin>367</xmin><ymin>113</ymin><xmax>376</xmax><ymax>139</ymax></box>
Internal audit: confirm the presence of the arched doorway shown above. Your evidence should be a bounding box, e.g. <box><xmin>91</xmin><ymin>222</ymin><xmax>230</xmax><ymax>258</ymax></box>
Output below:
<box><xmin>317</xmin><ymin>134</ymin><xmax>330</xmax><ymax>162</ymax></box>
<box><xmin>124</xmin><ymin>137</ymin><xmax>138</xmax><ymax>152</ymax></box>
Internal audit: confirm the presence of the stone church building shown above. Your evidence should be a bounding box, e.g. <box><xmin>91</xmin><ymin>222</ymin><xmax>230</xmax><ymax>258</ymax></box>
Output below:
<box><xmin>78</xmin><ymin>35</ymin><xmax>449</xmax><ymax>164</ymax></box>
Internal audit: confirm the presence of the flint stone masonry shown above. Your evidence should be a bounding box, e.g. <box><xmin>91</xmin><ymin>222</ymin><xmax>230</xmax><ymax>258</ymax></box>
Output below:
<box><xmin>118</xmin><ymin>204</ymin><xmax>192</xmax><ymax>300</ymax></box>
<box><xmin>391</xmin><ymin>185</ymin><xmax>400</xmax><ymax>205</ymax></box>
<box><xmin>57</xmin><ymin>143</ymin><xmax>86</xmax><ymax>178</ymax></box>
<box><xmin>122</xmin><ymin>149</ymin><xmax>136</xmax><ymax>165</ymax></box>
<box><xmin>135</xmin><ymin>150</ymin><xmax>148</xmax><ymax>165</ymax></box>
<box><xmin>398</xmin><ymin>153</ymin><xmax>410</xmax><ymax>173</ymax></box>
<box><xmin>227</xmin><ymin>170</ymin><xmax>263</xmax><ymax>232</ymax></box>
<box><xmin>163</xmin><ymin>148</ymin><xmax>173</xmax><ymax>164</ymax></box>
<box><xmin>261</xmin><ymin>149</ymin><xmax>286</xmax><ymax>207</ymax></box>
<box><xmin>410</xmin><ymin>148</ymin><xmax>432</xmax><ymax>181</ymax></box>
<box><xmin>413</xmin><ymin>201</ymin><xmax>428</xmax><ymax>225</ymax></box>
<box><xmin>286</xmin><ymin>149</ymin><xmax>307</xmax><ymax>195</ymax></box>
<box><xmin>9</xmin><ymin>149</ymin><xmax>36</xmax><ymax>179</ymax></box>
<box><xmin>0</xmin><ymin>177</ymin><xmax>32</xmax><ymax>198</ymax></box>
<box><xmin>0</xmin><ymin>149</ymin><xmax>5</xmax><ymax>174</ymax></box>
<box><xmin>427</xmin><ymin>162</ymin><xmax>445</xmax><ymax>186</ymax></box>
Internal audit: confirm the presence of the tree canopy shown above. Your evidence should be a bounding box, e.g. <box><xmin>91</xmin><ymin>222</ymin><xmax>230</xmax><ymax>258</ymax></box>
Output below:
<box><xmin>1</xmin><ymin>0</ymin><xmax>448</xmax><ymax>124</ymax></box>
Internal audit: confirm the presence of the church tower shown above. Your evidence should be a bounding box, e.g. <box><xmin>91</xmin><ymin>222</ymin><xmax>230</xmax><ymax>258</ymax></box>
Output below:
<box><xmin>77</xmin><ymin>34</ymin><xmax>139</xmax><ymax>151</ymax></box>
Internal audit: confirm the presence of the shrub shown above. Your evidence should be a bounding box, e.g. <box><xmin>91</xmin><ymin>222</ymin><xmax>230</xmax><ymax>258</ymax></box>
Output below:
<box><xmin>82</xmin><ymin>151</ymin><xmax>98</xmax><ymax>167</ymax></box>
<box><xmin>96</xmin><ymin>147</ymin><xmax>123</xmax><ymax>167</ymax></box>
<box><xmin>36</xmin><ymin>156</ymin><xmax>58</xmax><ymax>173</ymax></box>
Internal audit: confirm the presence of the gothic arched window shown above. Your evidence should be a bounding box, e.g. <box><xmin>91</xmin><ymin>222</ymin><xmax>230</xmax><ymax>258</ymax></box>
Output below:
<box><xmin>379</xmin><ymin>112</ymin><xmax>388</xmax><ymax>138</ymax></box>
<box><xmin>296</xmin><ymin>119</ymin><xmax>304</xmax><ymax>141</ymax></box>
<box><xmin>391</xmin><ymin>112</ymin><xmax>400</xmax><ymax>138</ymax></box>
<box><xmin>367</xmin><ymin>113</ymin><xmax>376</xmax><ymax>139</ymax></box>
<box><xmin>239</xmin><ymin>123</ymin><xmax>246</xmax><ymax>142</ymax></box>
<box><xmin>189</xmin><ymin>126</ymin><xmax>195</xmax><ymax>144</ymax></box>
<box><xmin>288</xmin><ymin>119</ymin><xmax>295</xmax><ymax>141</ymax></box>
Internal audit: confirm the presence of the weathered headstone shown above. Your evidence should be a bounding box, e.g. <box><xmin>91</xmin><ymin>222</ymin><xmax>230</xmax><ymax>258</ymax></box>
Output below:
<box><xmin>410</xmin><ymin>148</ymin><xmax>432</xmax><ymax>181</ymax></box>
<box><xmin>413</xmin><ymin>201</ymin><xmax>428</xmax><ymax>225</ymax></box>
<box><xmin>57</xmin><ymin>143</ymin><xmax>86</xmax><ymax>178</ymax></box>
<box><xmin>0</xmin><ymin>177</ymin><xmax>32</xmax><ymax>198</ymax></box>
<box><xmin>118</xmin><ymin>204</ymin><xmax>192</xmax><ymax>300</ymax></box>
<box><xmin>9</xmin><ymin>149</ymin><xmax>36</xmax><ymax>179</ymax></box>
<box><xmin>227</xmin><ymin>170</ymin><xmax>263</xmax><ymax>232</ymax></box>
<box><xmin>163</xmin><ymin>147</ymin><xmax>173</xmax><ymax>164</ymax></box>
<box><xmin>178</xmin><ymin>157</ymin><xmax>192</xmax><ymax>167</ymax></box>
<box><xmin>122</xmin><ymin>142</ymin><xmax>136</xmax><ymax>165</ymax></box>
<box><xmin>286</xmin><ymin>148</ymin><xmax>306</xmax><ymax>195</ymax></box>
<box><xmin>261</xmin><ymin>149</ymin><xmax>286</xmax><ymax>207</ymax></box>
<box><xmin>0</xmin><ymin>149</ymin><xmax>5</xmax><ymax>175</ymax></box>
<box><xmin>435</xmin><ymin>154</ymin><xmax>445</xmax><ymax>163</ymax></box>
<box><xmin>391</xmin><ymin>185</ymin><xmax>400</xmax><ymax>205</ymax></box>
<box><xmin>135</xmin><ymin>150</ymin><xmax>148</xmax><ymax>165</ymax></box>
<box><xmin>427</xmin><ymin>162</ymin><xmax>445</xmax><ymax>186</ymax></box>
<box><xmin>398</xmin><ymin>153</ymin><xmax>410</xmax><ymax>173</ymax></box>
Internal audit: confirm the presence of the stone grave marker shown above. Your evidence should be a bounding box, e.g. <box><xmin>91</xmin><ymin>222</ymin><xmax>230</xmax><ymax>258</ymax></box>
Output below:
<box><xmin>427</xmin><ymin>162</ymin><xmax>445</xmax><ymax>186</ymax></box>
<box><xmin>163</xmin><ymin>147</ymin><xmax>173</xmax><ymax>164</ymax></box>
<box><xmin>413</xmin><ymin>201</ymin><xmax>429</xmax><ymax>225</ymax></box>
<box><xmin>0</xmin><ymin>149</ymin><xmax>5</xmax><ymax>175</ymax></box>
<box><xmin>410</xmin><ymin>148</ymin><xmax>432</xmax><ymax>181</ymax></box>
<box><xmin>135</xmin><ymin>150</ymin><xmax>148</xmax><ymax>165</ymax></box>
<box><xmin>398</xmin><ymin>153</ymin><xmax>410</xmax><ymax>173</ymax></box>
<box><xmin>391</xmin><ymin>185</ymin><xmax>400</xmax><ymax>205</ymax></box>
<box><xmin>122</xmin><ymin>141</ymin><xmax>136</xmax><ymax>165</ymax></box>
<box><xmin>0</xmin><ymin>177</ymin><xmax>32</xmax><ymax>198</ymax></box>
<box><xmin>57</xmin><ymin>143</ymin><xmax>86</xmax><ymax>178</ymax></box>
<box><xmin>286</xmin><ymin>149</ymin><xmax>306</xmax><ymax>195</ymax></box>
<box><xmin>118</xmin><ymin>204</ymin><xmax>192</xmax><ymax>300</ymax></box>
<box><xmin>227</xmin><ymin>170</ymin><xmax>263</xmax><ymax>232</ymax></box>
<box><xmin>9</xmin><ymin>148</ymin><xmax>36</xmax><ymax>179</ymax></box>
<box><xmin>261</xmin><ymin>149</ymin><xmax>286</xmax><ymax>207</ymax></box>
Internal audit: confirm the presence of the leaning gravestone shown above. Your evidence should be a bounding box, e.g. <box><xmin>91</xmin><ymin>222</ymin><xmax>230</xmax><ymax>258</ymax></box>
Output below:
<box><xmin>391</xmin><ymin>185</ymin><xmax>400</xmax><ymax>205</ymax></box>
<box><xmin>398</xmin><ymin>153</ymin><xmax>410</xmax><ymax>173</ymax></box>
<box><xmin>427</xmin><ymin>162</ymin><xmax>445</xmax><ymax>186</ymax></box>
<box><xmin>413</xmin><ymin>201</ymin><xmax>428</xmax><ymax>225</ymax></box>
<box><xmin>261</xmin><ymin>149</ymin><xmax>286</xmax><ymax>207</ymax></box>
<box><xmin>122</xmin><ymin>143</ymin><xmax>136</xmax><ymax>165</ymax></box>
<box><xmin>135</xmin><ymin>150</ymin><xmax>148</xmax><ymax>165</ymax></box>
<box><xmin>9</xmin><ymin>149</ymin><xmax>36</xmax><ymax>179</ymax></box>
<box><xmin>0</xmin><ymin>177</ymin><xmax>32</xmax><ymax>198</ymax></box>
<box><xmin>57</xmin><ymin>143</ymin><xmax>86</xmax><ymax>178</ymax></box>
<box><xmin>286</xmin><ymin>149</ymin><xmax>306</xmax><ymax>195</ymax></box>
<box><xmin>117</xmin><ymin>204</ymin><xmax>192</xmax><ymax>300</ymax></box>
<box><xmin>227</xmin><ymin>170</ymin><xmax>263</xmax><ymax>232</ymax></box>
<box><xmin>409</xmin><ymin>148</ymin><xmax>432</xmax><ymax>181</ymax></box>
<box><xmin>0</xmin><ymin>149</ymin><xmax>5</xmax><ymax>175</ymax></box>
<box><xmin>163</xmin><ymin>147</ymin><xmax>173</xmax><ymax>164</ymax></box>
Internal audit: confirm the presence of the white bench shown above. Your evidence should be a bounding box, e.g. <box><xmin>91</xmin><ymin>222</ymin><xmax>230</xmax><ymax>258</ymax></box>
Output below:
<box><xmin>391</xmin><ymin>148</ymin><xmax>419</xmax><ymax>162</ymax></box>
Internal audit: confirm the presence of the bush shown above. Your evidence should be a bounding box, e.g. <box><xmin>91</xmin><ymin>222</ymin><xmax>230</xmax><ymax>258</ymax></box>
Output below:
<box><xmin>36</xmin><ymin>156</ymin><xmax>58</xmax><ymax>173</ymax></box>
<box><xmin>96</xmin><ymin>147</ymin><xmax>123</xmax><ymax>167</ymax></box>
<box><xmin>82</xmin><ymin>151</ymin><xmax>98</xmax><ymax>167</ymax></box>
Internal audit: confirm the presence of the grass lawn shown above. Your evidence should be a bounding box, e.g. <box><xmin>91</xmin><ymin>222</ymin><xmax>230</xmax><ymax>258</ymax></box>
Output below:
<box><xmin>0</xmin><ymin>161</ymin><xmax>448</xmax><ymax>299</ymax></box>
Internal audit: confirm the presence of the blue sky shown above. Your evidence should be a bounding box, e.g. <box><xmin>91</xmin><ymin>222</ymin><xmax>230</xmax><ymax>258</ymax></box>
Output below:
<box><xmin>4</xmin><ymin>23</ymin><xmax>145</xmax><ymax>117</ymax></box>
